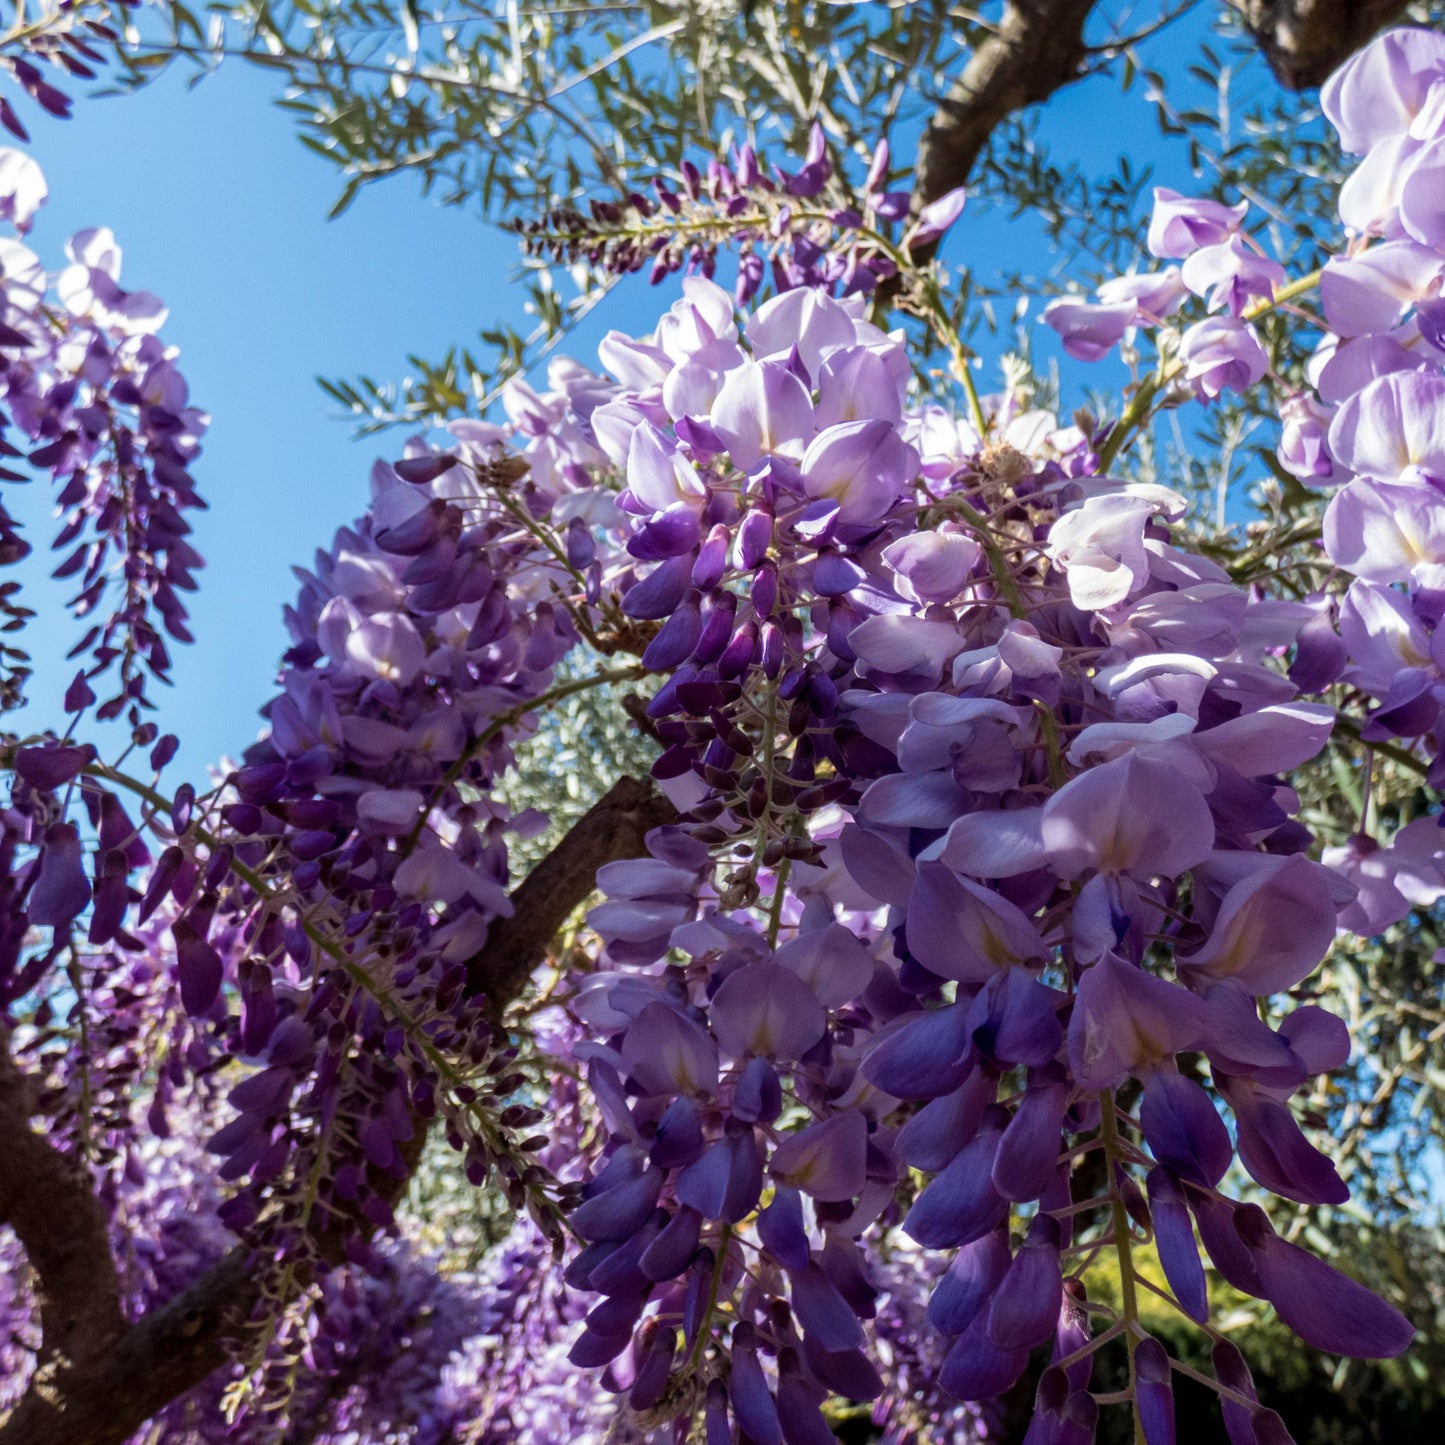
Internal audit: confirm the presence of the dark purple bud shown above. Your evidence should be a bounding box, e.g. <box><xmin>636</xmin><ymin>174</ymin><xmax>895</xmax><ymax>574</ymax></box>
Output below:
<box><xmin>283</xmin><ymin>799</ymin><xmax>342</xmax><ymax>829</ymax></box>
<box><xmin>268</xmin><ymin>1016</ymin><xmax>314</xmax><ymax>1068</ymax></box>
<box><xmin>29</xmin><ymin>822</ymin><xmax>91</xmax><ymax>929</ymax></box>
<box><xmin>33</xmin><ymin>81</ymin><xmax>72</xmax><ymax>119</ymax></box>
<box><xmin>736</xmin><ymin>252</ymin><xmax>765</xmax><ymax>304</ymax></box>
<box><xmin>677</xmin><ymin>1129</ymin><xmax>763</xmax><ymax>1222</ymax></box>
<box><xmin>87</xmin><ymin>851</ymin><xmax>129</xmax><ymax>944</ymax></box>
<box><xmin>15</xmin><ymin>743</ymin><xmax>93</xmax><ymax>790</ymax></box>
<box><xmin>1232</xmin><ymin>1088</ymin><xmax>1348</xmax><ymax>1205</ymax></box>
<box><xmin>732</xmin><ymin>1054</ymin><xmax>782</xmax><ymax>1123</ymax></box>
<box><xmin>683</xmin><ymin>1249</ymin><xmax>714</xmax><ymax>1344</ymax></box>
<box><xmin>827</xmin><ymin>596</ymin><xmax>862</xmax><ymax>659</ymax></box>
<box><xmin>1022</xmin><ymin>1370</ymin><xmax>1098</xmax><ymax>1445</ymax></box>
<box><xmin>241</xmin><ymin>968</ymin><xmax>278</xmax><ymax>1057</ymax></box>
<box><xmin>939</xmin><ymin>1309</ymin><xmax>1028</xmax><ymax>1401</ymax></box>
<box><xmin>820</xmin><ymin>1236</ymin><xmax>878</xmax><ymax>1320</ymax></box>
<box><xmin>927</xmin><ymin>1226</ymin><xmax>1010</xmax><ymax>1337</ymax></box>
<box><xmin>568</xmin><ymin>1321</ymin><xmax>635</xmax><ymax>1368</ymax></box>
<box><xmin>572</xmin><ymin>1164</ymin><xmax>665</xmax><ymax>1241</ymax></box>
<box><xmin>1140</xmin><ymin>1069</ymin><xmax>1232</xmax><ymax>1186</ymax></box>
<box><xmin>623</xmin><ymin>553</ymin><xmax>693</xmax><ymax>619</ymax></box>
<box><xmin>1289</xmin><ymin>606</ymin><xmax>1347</xmax><ymax>692</ymax></box>
<box><xmin>1253</xmin><ymin>1412</ymin><xmax>1299</xmax><ymax>1445</ymax></box>
<box><xmin>376</xmin><ymin>497</ymin><xmax>444</xmax><ymax>554</ymax></box>
<box><xmin>150</xmin><ymin>734</ymin><xmax>180</xmax><ymax>771</ymax></box>
<box><xmin>801</xmin><ymin>1335</ymin><xmax>883</xmax><ymax>1400</ymax></box>
<box><xmin>202</xmin><ymin>843</ymin><xmax>232</xmax><ymax>890</ymax></box>
<box><xmin>0</xmin><ymin>97</ymin><xmax>29</xmax><ymax>143</ymax></box>
<box><xmin>730</xmin><ymin>1324</ymin><xmax>782</xmax><ymax>1445</ymax></box>
<box><xmin>968</xmin><ymin>969</ymin><xmax>1063</xmax><ymax>1070</ymax></box>
<box><xmin>95</xmin><ymin>792</ymin><xmax>146</xmax><ymax>869</ymax></box>
<box><xmin>813</xmin><ymin>551</ymin><xmax>866</xmax><ymax>596</ymax></box>
<box><xmin>628</xmin><ymin>507</ymin><xmax>701</xmax><ymax>561</ymax></box>
<box><xmin>640</xmin><ymin>1205</ymin><xmax>702</xmax><ymax>1280</ymax></box>
<box><xmin>62</xmin><ymin>671</ymin><xmax>96</xmax><ymax>711</ymax></box>
<box><xmin>223</xmin><ymin>802</ymin><xmax>263</xmax><ymax>835</ymax></box>
<box><xmin>1051</xmin><ymin>1279</ymin><xmax>1093</xmax><ymax>1392</ymax></box>
<box><xmin>1212</xmin><ymin>1341</ymin><xmax>1261</xmax><ymax>1445</ymax></box>
<box><xmin>705</xmin><ymin>1378</ymin><xmax>731</xmax><ymax>1445</ymax></box>
<box><xmin>864</xmin><ymin>1003</ymin><xmax>972</xmax><ymax>1099</ymax></box>
<box><xmin>139</xmin><ymin>846</ymin><xmax>183</xmax><ymax>924</ymax></box>
<box><xmin>228</xmin><ymin>1064</ymin><xmax>296</xmax><ymax>1117</ymax></box>
<box><xmin>693</xmin><ymin>523</ymin><xmax>731</xmax><ymax>589</ymax></box>
<box><xmin>1060</xmin><ymin>1387</ymin><xmax>1100</xmax><ymax>1444</ymax></box>
<box><xmin>694</xmin><ymin>591</ymin><xmax>739</xmax><ymax>664</ymax></box>
<box><xmin>776</xmin><ymin>1360</ymin><xmax>835</xmax><ymax>1445</ymax></box>
<box><xmin>790</xmin><ymin>1262</ymin><xmax>864</xmax><ymax>1352</ymax></box>
<box><xmin>234</xmin><ymin>761</ymin><xmax>287</xmax><ymax>804</ymax></box>
<box><xmin>992</xmin><ymin>1076</ymin><xmax>1068</xmax><ymax>1201</ymax></box>
<box><xmin>1235</xmin><ymin>1205</ymin><xmax>1414</xmax><ymax>1357</ymax></box>
<box><xmin>1147</xmin><ymin>1168</ymin><xmax>1208</xmax><ymax>1323</ymax></box>
<box><xmin>1136</xmin><ymin>1336</ymin><xmax>1176</xmax><ymax>1445</ymax></box>
<box><xmin>587</xmin><ymin>1213</ymin><xmax>664</xmax><ymax>1295</ymax></box>
<box><xmin>642</xmin><ymin>594</ymin><xmax>703</xmax><ymax>670</ymax></box>
<box><xmin>738</xmin><ymin>507</ymin><xmax>773</xmax><ymax>569</ymax></box>
<box><xmin>904</xmin><ymin>1113</ymin><xmax>1008</xmax><ymax>1249</ymax></box>
<box><xmin>1191</xmin><ymin>1191</ymin><xmax>1262</xmax><ymax>1298</ymax></box>
<box><xmin>565</xmin><ymin>516</ymin><xmax>596</xmax><ymax>569</ymax></box>
<box><xmin>987</xmin><ymin>1213</ymin><xmax>1063</xmax><ymax>1351</ymax></box>
<box><xmin>652</xmin><ymin>1096</ymin><xmax>705</xmax><ymax>1169</ymax></box>
<box><xmin>629</xmin><ymin>1325</ymin><xmax>677</xmax><ymax>1411</ymax></box>
<box><xmin>393</xmin><ymin>452</ymin><xmax>457</xmax><ymax>484</ymax></box>
<box><xmin>758</xmin><ymin>1184</ymin><xmax>810</xmax><ymax>1270</ymax></box>
<box><xmin>760</xmin><ymin>622</ymin><xmax>784</xmax><ymax>679</ymax></box>
<box><xmin>752</xmin><ymin>559</ymin><xmax>779</xmax><ymax>617</ymax></box>
<box><xmin>172</xmin><ymin>918</ymin><xmax>224</xmax><ymax>1015</ymax></box>
<box><xmin>897</xmin><ymin>1068</ymin><xmax>993</xmax><ymax>1171</ymax></box>
<box><xmin>718</xmin><ymin>620</ymin><xmax>758</xmax><ymax>679</ymax></box>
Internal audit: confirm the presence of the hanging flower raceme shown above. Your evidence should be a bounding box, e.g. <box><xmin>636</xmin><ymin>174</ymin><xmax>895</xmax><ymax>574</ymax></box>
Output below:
<box><xmin>1</xmin><ymin>148</ymin><xmax>207</xmax><ymax>725</ymax></box>
<box><xmin>486</xmin><ymin>210</ymin><xmax>1417</xmax><ymax>1439</ymax></box>
<box><xmin>515</xmin><ymin>126</ymin><xmax>963</xmax><ymax>303</ymax></box>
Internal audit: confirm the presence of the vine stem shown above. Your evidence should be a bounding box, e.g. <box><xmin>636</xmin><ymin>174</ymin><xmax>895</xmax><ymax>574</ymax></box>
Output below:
<box><xmin>1099</xmin><ymin>1090</ymin><xmax>1145</xmax><ymax>1445</ymax></box>
<box><xmin>1052</xmin><ymin>1317</ymin><xmax>1127</xmax><ymax>1374</ymax></box>
<box><xmin>766</xmin><ymin>855</ymin><xmax>791</xmax><ymax>948</ymax></box>
<box><xmin>683</xmin><ymin>1222</ymin><xmax>733</xmax><ymax>1373</ymax></box>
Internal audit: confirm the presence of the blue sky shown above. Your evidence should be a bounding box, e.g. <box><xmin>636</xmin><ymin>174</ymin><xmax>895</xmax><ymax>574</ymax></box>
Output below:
<box><xmin>9</xmin><ymin>60</ymin><xmax>546</xmax><ymax>777</ymax></box>
<box><xmin>5</xmin><ymin>8</ymin><xmax>1300</xmax><ymax>781</ymax></box>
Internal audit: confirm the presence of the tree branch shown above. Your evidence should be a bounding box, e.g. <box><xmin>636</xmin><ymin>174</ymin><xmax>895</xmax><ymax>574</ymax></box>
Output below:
<box><xmin>0</xmin><ymin>1024</ymin><xmax>125</xmax><ymax>1388</ymax></box>
<box><xmin>1223</xmin><ymin>0</ymin><xmax>1413</xmax><ymax>90</ymax></box>
<box><xmin>0</xmin><ymin>774</ymin><xmax>675</xmax><ymax>1445</ymax></box>
<box><xmin>906</xmin><ymin>0</ymin><xmax>1101</xmax><ymax>254</ymax></box>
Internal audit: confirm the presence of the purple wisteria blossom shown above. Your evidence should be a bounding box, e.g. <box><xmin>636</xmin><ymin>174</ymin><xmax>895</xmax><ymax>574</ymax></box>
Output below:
<box><xmin>4</xmin><ymin>37</ymin><xmax>1439</xmax><ymax>1445</ymax></box>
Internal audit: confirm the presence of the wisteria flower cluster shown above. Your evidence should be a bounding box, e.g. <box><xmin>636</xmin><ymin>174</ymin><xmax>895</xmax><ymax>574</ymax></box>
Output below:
<box><xmin>518</xmin><ymin>125</ymin><xmax>964</xmax><ymax>303</ymax></box>
<box><xmin>7</xmin><ymin>21</ymin><xmax>1445</xmax><ymax>1445</ymax></box>
<box><xmin>528</xmin><ymin>260</ymin><xmax>1410</xmax><ymax>1440</ymax></box>
<box><xmin>1</xmin><ymin>141</ymin><xmax>207</xmax><ymax>724</ymax></box>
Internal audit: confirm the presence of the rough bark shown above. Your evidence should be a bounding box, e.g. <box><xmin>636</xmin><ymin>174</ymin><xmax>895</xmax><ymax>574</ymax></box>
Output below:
<box><xmin>906</xmin><ymin>0</ymin><xmax>1101</xmax><ymax>255</ymax></box>
<box><xmin>1225</xmin><ymin>0</ymin><xmax>1414</xmax><ymax>90</ymax></box>
<box><xmin>0</xmin><ymin>774</ymin><xmax>673</xmax><ymax>1445</ymax></box>
<box><xmin>0</xmin><ymin>1028</ymin><xmax>127</xmax><ymax>1379</ymax></box>
<box><xmin>899</xmin><ymin>0</ymin><xmax>1412</xmax><ymax>284</ymax></box>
